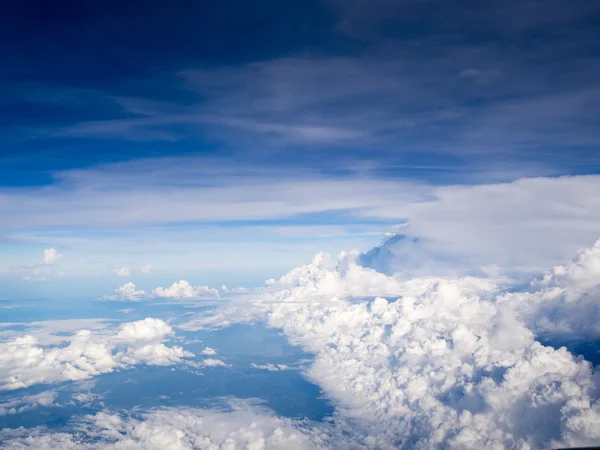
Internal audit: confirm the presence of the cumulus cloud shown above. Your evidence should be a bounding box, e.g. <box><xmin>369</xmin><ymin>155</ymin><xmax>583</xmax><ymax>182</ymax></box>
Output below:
<box><xmin>106</xmin><ymin>282</ymin><xmax>147</xmax><ymax>301</ymax></box>
<box><xmin>42</xmin><ymin>248</ymin><xmax>61</xmax><ymax>264</ymax></box>
<box><xmin>0</xmin><ymin>404</ymin><xmax>325</xmax><ymax>449</ymax></box>
<box><xmin>113</xmin><ymin>266</ymin><xmax>131</xmax><ymax>277</ymax></box>
<box><xmin>201</xmin><ymin>347</ymin><xmax>217</xmax><ymax>355</ymax></box>
<box><xmin>499</xmin><ymin>239</ymin><xmax>600</xmax><ymax>340</ymax></box>
<box><xmin>141</xmin><ymin>264</ymin><xmax>152</xmax><ymax>273</ymax></box>
<box><xmin>180</xmin><ymin>240</ymin><xmax>600</xmax><ymax>449</ymax></box>
<box><xmin>0</xmin><ymin>318</ymin><xmax>192</xmax><ymax>391</ymax></box>
<box><xmin>152</xmin><ymin>280</ymin><xmax>220</xmax><ymax>299</ymax></box>
<box><xmin>107</xmin><ymin>280</ymin><xmax>222</xmax><ymax>302</ymax></box>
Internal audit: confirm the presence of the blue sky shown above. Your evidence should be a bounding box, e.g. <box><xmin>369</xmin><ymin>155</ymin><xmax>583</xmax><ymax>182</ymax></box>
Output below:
<box><xmin>2</xmin><ymin>0</ymin><xmax>600</xmax><ymax>299</ymax></box>
<box><xmin>3</xmin><ymin>3</ymin><xmax>600</xmax><ymax>448</ymax></box>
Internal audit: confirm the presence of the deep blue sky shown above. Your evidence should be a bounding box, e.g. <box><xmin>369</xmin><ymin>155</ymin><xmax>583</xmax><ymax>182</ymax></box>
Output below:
<box><xmin>1</xmin><ymin>0</ymin><xmax>600</xmax><ymax>298</ymax></box>
<box><xmin>2</xmin><ymin>0</ymin><xmax>600</xmax><ymax>183</ymax></box>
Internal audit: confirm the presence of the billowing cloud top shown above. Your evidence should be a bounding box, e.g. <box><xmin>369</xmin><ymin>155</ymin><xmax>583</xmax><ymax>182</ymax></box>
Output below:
<box><xmin>181</xmin><ymin>239</ymin><xmax>600</xmax><ymax>449</ymax></box>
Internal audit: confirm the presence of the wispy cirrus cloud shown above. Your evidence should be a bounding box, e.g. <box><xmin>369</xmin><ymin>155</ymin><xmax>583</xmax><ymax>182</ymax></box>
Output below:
<box><xmin>2</xmin><ymin>158</ymin><xmax>600</xmax><ymax>280</ymax></box>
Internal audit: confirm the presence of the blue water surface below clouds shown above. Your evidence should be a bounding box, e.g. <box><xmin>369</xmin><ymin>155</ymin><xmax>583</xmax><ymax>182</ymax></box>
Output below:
<box><xmin>0</xmin><ymin>298</ymin><xmax>333</xmax><ymax>433</ymax></box>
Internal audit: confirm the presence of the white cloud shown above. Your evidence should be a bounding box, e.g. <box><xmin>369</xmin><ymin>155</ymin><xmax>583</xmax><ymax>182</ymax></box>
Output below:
<box><xmin>0</xmin><ymin>318</ymin><xmax>192</xmax><ymax>391</ymax></box>
<box><xmin>180</xmin><ymin>240</ymin><xmax>600</xmax><ymax>449</ymax></box>
<box><xmin>201</xmin><ymin>347</ymin><xmax>217</xmax><ymax>355</ymax></box>
<box><xmin>42</xmin><ymin>248</ymin><xmax>61</xmax><ymax>265</ymax></box>
<box><xmin>141</xmin><ymin>264</ymin><xmax>152</xmax><ymax>273</ymax></box>
<box><xmin>152</xmin><ymin>280</ymin><xmax>220</xmax><ymax>299</ymax></box>
<box><xmin>499</xmin><ymin>239</ymin><xmax>600</xmax><ymax>340</ymax></box>
<box><xmin>368</xmin><ymin>175</ymin><xmax>600</xmax><ymax>278</ymax></box>
<box><xmin>195</xmin><ymin>358</ymin><xmax>229</xmax><ymax>368</ymax></box>
<box><xmin>0</xmin><ymin>404</ymin><xmax>325</xmax><ymax>449</ymax></box>
<box><xmin>107</xmin><ymin>281</ymin><xmax>223</xmax><ymax>302</ymax></box>
<box><xmin>113</xmin><ymin>266</ymin><xmax>131</xmax><ymax>277</ymax></box>
<box><xmin>4</xmin><ymin>239</ymin><xmax>600</xmax><ymax>448</ymax></box>
<box><xmin>4</xmin><ymin>160</ymin><xmax>600</xmax><ymax>282</ymax></box>
<box><xmin>114</xmin><ymin>317</ymin><xmax>174</xmax><ymax>344</ymax></box>
<box><xmin>107</xmin><ymin>282</ymin><xmax>147</xmax><ymax>301</ymax></box>
<box><xmin>0</xmin><ymin>391</ymin><xmax>58</xmax><ymax>416</ymax></box>
<box><xmin>72</xmin><ymin>391</ymin><xmax>102</xmax><ymax>405</ymax></box>
<box><xmin>251</xmin><ymin>363</ymin><xmax>291</xmax><ymax>372</ymax></box>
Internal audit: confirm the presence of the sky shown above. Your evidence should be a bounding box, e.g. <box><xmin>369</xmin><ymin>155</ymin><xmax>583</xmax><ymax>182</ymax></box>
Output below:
<box><xmin>2</xmin><ymin>0</ymin><xmax>600</xmax><ymax>299</ymax></box>
<box><xmin>2</xmin><ymin>2</ymin><xmax>600</xmax><ymax>448</ymax></box>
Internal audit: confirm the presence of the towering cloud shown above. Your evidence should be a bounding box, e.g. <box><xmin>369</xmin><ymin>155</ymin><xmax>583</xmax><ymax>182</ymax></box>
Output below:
<box><xmin>182</xmin><ymin>240</ymin><xmax>600</xmax><ymax>448</ymax></box>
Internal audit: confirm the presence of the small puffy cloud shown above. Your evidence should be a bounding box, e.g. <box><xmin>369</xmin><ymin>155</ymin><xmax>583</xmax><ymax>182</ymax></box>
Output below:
<box><xmin>141</xmin><ymin>264</ymin><xmax>152</xmax><ymax>273</ymax></box>
<box><xmin>201</xmin><ymin>347</ymin><xmax>217</xmax><ymax>355</ymax></box>
<box><xmin>220</xmin><ymin>284</ymin><xmax>228</xmax><ymax>292</ymax></box>
<box><xmin>200</xmin><ymin>358</ymin><xmax>229</xmax><ymax>367</ymax></box>
<box><xmin>0</xmin><ymin>318</ymin><xmax>192</xmax><ymax>391</ymax></box>
<box><xmin>42</xmin><ymin>248</ymin><xmax>61</xmax><ymax>264</ymax></box>
<box><xmin>113</xmin><ymin>266</ymin><xmax>131</xmax><ymax>277</ymax></box>
<box><xmin>107</xmin><ymin>282</ymin><xmax>147</xmax><ymax>301</ymax></box>
<box><xmin>186</xmin><ymin>358</ymin><xmax>230</xmax><ymax>369</ymax></box>
<box><xmin>153</xmin><ymin>280</ymin><xmax>220</xmax><ymax>299</ymax></box>
<box><xmin>114</xmin><ymin>317</ymin><xmax>174</xmax><ymax>344</ymax></box>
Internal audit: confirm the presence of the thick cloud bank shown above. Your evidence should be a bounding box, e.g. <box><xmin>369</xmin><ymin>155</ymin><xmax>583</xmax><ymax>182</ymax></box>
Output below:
<box><xmin>0</xmin><ymin>405</ymin><xmax>324</xmax><ymax>449</ymax></box>
<box><xmin>4</xmin><ymin>241</ymin><xmax>600</xmax><ymax>448</ymax></box>
<box><xmin>0</xmin><ymin>318</ymin><xmax>192</xmax><ymax>391</ymax></box>
<box><xmin>182</xmin><ymin>240</ymin><xmax>600</xmax><ymax>449</ymax></box>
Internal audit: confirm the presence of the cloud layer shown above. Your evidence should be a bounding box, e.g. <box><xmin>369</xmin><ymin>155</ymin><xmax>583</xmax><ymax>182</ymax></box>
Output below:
<box><xmin>0</xmin><ymin>404</ymin><xmax>324</xmax><ymax>449</ymax></box>
<box><xmin>4</xmin><ymin>238</ymin><xmax>600</xmax><ymax>448</ymax></box>
<box><xmin>5</xmin><ymin>165</ymin><xmax>600</xmax><ymax>284</ymax></box>
<box><xmin>107</xmin><ymin>280</ymin><xmax>221</xmax><ymax>301</ymax></box>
